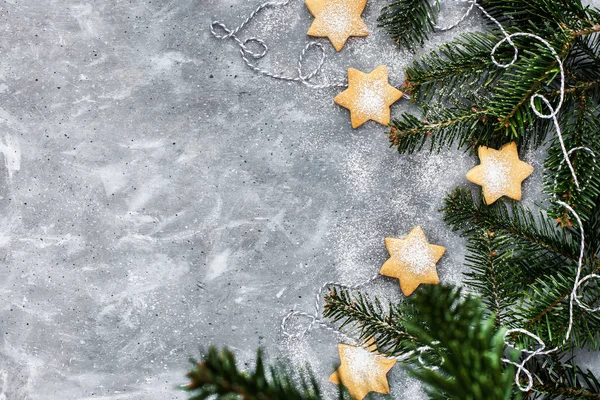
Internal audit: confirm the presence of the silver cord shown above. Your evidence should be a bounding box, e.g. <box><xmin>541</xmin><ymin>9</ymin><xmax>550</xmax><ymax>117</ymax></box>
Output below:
<box><xmin>209</xmin><ymin>0</ymin><xmax>412</xmax><ymax>96</ymax></box>
<box><xmin>280</xmin><ymin>273</ymin><xmax>442</xmax><ymax>368</ymax></box>
<box><xmin>434</xmin><ymin>0</ymin><xmax>477</xmax><ymax>32</ymax></box>
<box><xmin>210</xmin><ymin>0</ymin><xmax>346</xmax><ymax>89</ymax></box>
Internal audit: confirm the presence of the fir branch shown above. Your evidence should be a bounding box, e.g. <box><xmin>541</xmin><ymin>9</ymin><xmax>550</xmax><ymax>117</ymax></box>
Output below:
<box><xmin>387</xmin><ymin>106</ymin><xmax>493</xmax><ymax>154</ymax></box>
<box><xmin>403</xmin><ymin>284</ymin><xmax>516</xmax><ymax>400</ymax></box>
<box><xmin>463</xmin><ymin>230</ymin><xmax>521</xmax><ymax>327</ymax></box>
<box><xmin>323</xmin><ymin>287</ymin><xmax>416</xmax><ymax>357</ymax></box>
<box><xmin>485</xmin><ymin>33</ymin><xmax>571</xmax><ymax>140</ymax></box>
<box><xmin>543</xmin><ymin>102</ymin><xmax>600</xmax><ymax>226</ymax></box>
<box><xmin>526</xmin><ymin>356</ymin><xmax>600</xmax><ymax>399</ymax></box>
<box><xmin>378</xmin><ymin>0</ymin><xmax>438</xmax><ymax>51</ymax></box>
<box><xmin>441</xmin><ymin>187</ymin><xmax>600</xmax><ymax>348</ymax></box>
<box><xmin>518</xmin><ymin>268</ymin><xmax>600</xmax><ymax>350</ymax></box>
<box><xmin>480</xmin><ymin>0</ymin><xmax>600</xmax><ymax>33</ymax></box>
<box><xmin>441</xmin><ymin>187</ymin><xmax>579</xmax><ymax>262</ymax></box>
<box><xmin>404</xmin><ymin>32</ymin><xmax>506</xmax><ymax>103</ymax></box>
<box><xmin>185</xmin><ymin>347</ymin><xmax>328</xmax><ymax>400</ymax></box>
<box><xmin>381</xmin><ymin>0</ymin><xmax>600</xmax><ymax>153</ymax></box>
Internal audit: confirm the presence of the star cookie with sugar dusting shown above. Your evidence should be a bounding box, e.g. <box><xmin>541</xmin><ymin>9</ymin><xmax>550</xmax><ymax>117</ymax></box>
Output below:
<box><xmin>380</xmin><ymin>226</ymin><xmax>445</xmax><ymax>296</ymax></box>
<box><xmin>334</xmin><ymin>65</ymin><xmax>403</xmax><ymax>128</ymax></box>
<box><xmin>329</xmin><ymin>342</ymin><xmax>396</xmax><ymax>400</ymax></box>
<box><xmin>466</xmin><ymin>141</ymin><xmax>534</xmax><ymax>205</ymax></box>
<box><xmin>305</xmin><ymin>0</ymin><xmax>369</xmax><ymax>51</ymax></box>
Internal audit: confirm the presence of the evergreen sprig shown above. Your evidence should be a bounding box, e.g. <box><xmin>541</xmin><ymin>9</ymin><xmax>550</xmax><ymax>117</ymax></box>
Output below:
<box><xmin>441</xmin><ymin>187</ymin><xmax>578</xmax><ymax>262</ymax></box>
<box><xmin>322</xmin><ymin>284</ymin><xmax>518</xmax><ymax>399</ymax></box>
<box><xmin>402</xmin><ymin>285</ymin><xmax>516</xmax><ymax>400</ymax></box>
<box><xmin>463</xmin><ymin>230</ymin><xmax>521</xmax><ymax>328</ymax></box>
<box><xmin>323</xmin><ymin>286</ymin><xmax>416</xmax><ymax>357</ymax></box>
<box><xmin>404</xmin><ymin>32</ymin><xmax>507</xmax><ymax>104</ymax></box>
<box><xmin>378</xmin><ymin>0</ymin><xmax>439</xmax><ymax>51</ymax></box>
<box><xmin>185</xmin><ymin>346</ymin><xmax>330</xmax><ymax>400</ymax></box>
<box><xmin>544</xmin><ymin>102</ymin><xmax>600</xmax><ymax>226</ymax></box>
<box><xmin>382</xmin><ymin>0</ymin><xmax>600</xmax><ymax>217</ymax></box>
<box><xmin>441</xmin><ymin>186</ymin><xmax>600</xmax><ymax>350</ymax></box>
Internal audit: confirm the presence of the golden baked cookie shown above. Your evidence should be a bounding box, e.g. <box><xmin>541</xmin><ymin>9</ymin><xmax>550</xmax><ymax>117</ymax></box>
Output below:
<box><xmin>380</xmin><ymin>226</ymin><xmax>445</xmax><ymax>296</ymax></box>
<box><xmin>334</xmin><ymin>65</ymin><xmax>403</xmax><ymax>128</ymax></box>
<box><xmin>466</xmin><ymin>142</ymin><xmax>534</xmax><ymax>205</ymax></box>
<box><xmin>329</xmin><ymin>343</ymin><xmax>396</xmax><ymax>400</ymax></box>
<box><xmin>305</xmin><ymin>0</ymin><xmax>369</xmax><ymax>51</ymax></box>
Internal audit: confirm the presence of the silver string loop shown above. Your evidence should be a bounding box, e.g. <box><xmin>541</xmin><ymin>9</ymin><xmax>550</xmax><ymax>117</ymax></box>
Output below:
<box><xmin>434</xmin><ymin>0</ymin><xmax>477</xmax><ymax>32</ymax></box>
<box><xmin>280</xmin><ymin>273</ymin><xmax>445</xmax><ymax>368</ymax></box>
<box><xmin>210</xmin><ymin>0</ymin><xmax>346</xmax><ymax>89</ymax></box>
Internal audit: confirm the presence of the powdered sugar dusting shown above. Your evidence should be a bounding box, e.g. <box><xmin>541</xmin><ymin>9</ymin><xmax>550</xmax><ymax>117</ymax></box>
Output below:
<box><xmin>356</xmin><ymin>82</ymin><xmax>386</xmax><ymax>118</ymax></box>
<box><xmin>483</xmin><ymin>156</ymin><xmax>510</xmax><ymax>195</ymax></box>
<box><xmin>346</xmin><ymin>346</ymin><xmax>381</xmax><ymax>381</ymax></box>
<box><xmin>394</xmin><ymin>234</ymin><xmax>434</xmax><ymax>275</ymax></box>
<box><xmin>320</xmin><ymin>1</ymin><xmax>354</xmax><ymax>39</ymax></box>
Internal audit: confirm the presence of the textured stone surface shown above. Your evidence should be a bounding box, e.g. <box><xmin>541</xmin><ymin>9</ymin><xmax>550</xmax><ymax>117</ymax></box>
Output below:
<box><xmin>0</xmin><ymin>0</ymin><xmax>598</xmax><ymax>399</ymax></box>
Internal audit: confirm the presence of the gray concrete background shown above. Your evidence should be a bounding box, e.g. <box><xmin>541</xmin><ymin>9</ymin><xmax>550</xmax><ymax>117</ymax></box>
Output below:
<box><xmin>0</xmin><ymin>0</ymin><xmax>598</xmax><ymax>399</ymax></box>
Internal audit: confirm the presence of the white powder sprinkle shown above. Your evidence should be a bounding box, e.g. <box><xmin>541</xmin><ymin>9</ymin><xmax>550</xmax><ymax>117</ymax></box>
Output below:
<box><xmin>356</xmin><ymin>82</ymin><xmax>386</xmax><ymax>118</ymax></box>
<box><xmin>394</xmin><ymin>234</ymin><xmax>434</xmax><ymax>275</ymax></box>
<box><xmin>483</xmin><ymin>156</ymin><xmax>510</xmax><ymax>195</ymax></box>
<box><xmin>320</xmin><ymin>2</ymin><xmax>353</xmax><ymax>38</ymax></box>
<box><xmin>346</xmin><ymin>346</ymin><xmax>381</xmax><ymax>381</ymax></box>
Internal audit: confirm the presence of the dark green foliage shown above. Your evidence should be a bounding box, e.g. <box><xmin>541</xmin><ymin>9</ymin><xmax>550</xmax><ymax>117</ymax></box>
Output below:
<box><xmin>378</xmin><ymin>0</ymin><xmax>438</xmax><ymax>51</ymax></box>
<box><xmin>463</xmin><ymin>230</ymin><xmax>521</xmax><ymax>327</ymax></box>
<box><xmin>524</xmin><ymin>356</ymin><xmax>600</xmax><ymax>399</ymax></box>
<box><xmin>479</xmin><ymin>0</ymin><xmax>600</xmax><ymax>32</ymax></box>
<box><xmin>389</xmin><ymin>31</ymin><xmax>572</xmax><ymax>149</ymax></box>
<box><xmin>544</xmin><ymin>103</ymin><xmax>600</xmax><ymax>226</ymax></box>
<box><xmin>484</xmin><ymin>33</ymin><xmax>567</xmax><ymax>140</ymax></box>
<box><xmin>441</xmin><ymin>187</ymin><xmax>577</xmax><ymax>261</ymax></box>
<box><xmin>403</xmin><ymin>285</ymin><xmax>516</xmax><ymax>400</ymax></box>
<box><xmin>323</xmin><ymin>286</ymin><xmax>417</xmax><ymax>357</ymax></box>
<box><xmin>387</xmin><ymin>104</ymin><xmax>492</xmax><ymax>153</ymax></box>
<box><xmin>441</xmin><ymin>186</ymin><xmax>600</xmax><ymax>350</ymax></box>
<box><xmin>185</xmin><ymin>346</ymin><xmax>330</xmax><ymax>400</ymax></box>
<box><xmin>382</xmin><ymin>0</ymin><xmax>600</xmax><ymax>217</ymax></box>
<box><xmin>404</xmin><ymin>32</ymin><xmax>507</xmax><ymax>104</ymax></box>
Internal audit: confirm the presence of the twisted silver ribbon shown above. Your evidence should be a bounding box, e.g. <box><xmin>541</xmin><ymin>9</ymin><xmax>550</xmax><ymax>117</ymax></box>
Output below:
<box><xmin>210</xmin><ymin>0</ymin><xmax>345</xmax><ymax>89</ymax></box>
<box><xmin>281</xmin><ymin>274</ymin><xmax>441</xmax><ymax>369</ymax></box>
<box><xmin>502</xmin><ymin>202</ymin><xmax>600</xmax><ymax>391</ymax></box>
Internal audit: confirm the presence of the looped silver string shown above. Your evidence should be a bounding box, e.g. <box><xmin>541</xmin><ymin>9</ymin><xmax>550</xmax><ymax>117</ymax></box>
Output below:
<box><xmin>210</xmin><ymin>0</ymin><xmax>346</xmax><ymax>89</ymax></box>
<box><xmin>280</xmin><ymin>273</ymin><xmax>443</xmax><ymax>368</ymax></box>
<box><xmin>501</xmin><ymin>328</ymin><xmax>557</xmax><ymax>391</ymax></box>
<box><xmin>501</xmin><ymin>202</ymin><xmax>599</xmax><ymax>391</ymax></box>
<box><xmin>433</xmin><ymin>0</ymin><xmax>587</xmax><ymax>191</ymax></box>
<box><xmin>475</xmin><ymin>2</ymin><xmax>585</xmax><ymax>191</ymax></box>
<box><xmin>434</xmin><ymin>0</ymin><xmax>477</xmax><ymax>32</ymax></box>
<box><xmin>281</xmin><ymin>274</ymin><xmax>380</xmax><ymax>342</ymax></box>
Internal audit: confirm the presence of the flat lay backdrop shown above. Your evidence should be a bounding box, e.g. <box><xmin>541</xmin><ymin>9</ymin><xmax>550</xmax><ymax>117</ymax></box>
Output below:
<box><xmin>0</xmin><ymin>0</ymin><xmax>598</xmax><ymax>399</ymax></box>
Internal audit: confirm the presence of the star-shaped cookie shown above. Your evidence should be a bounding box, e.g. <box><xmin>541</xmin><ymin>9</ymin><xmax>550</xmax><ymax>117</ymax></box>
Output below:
<box><xmin>305</xmin><ymin>0</ymin><xmax>369</xmax><ymax>51</ymax></box>
<box><xmin>380</xmin><ymin>226</ymin><xmax>445</xmax><ymax>296</ymax></box>
<box><xmin>334</xmin><ymin>65</ymin><xmax>403</xmax><ymax>128</ymax></box>
<box><xmin>329</xmin><ymin>343</ymin><xmax>396</xmax><ymax>400</ymax></box>
<box><xmin>466</xmin><ymin>142</ymin><xmax>534</xmax><ymax>205</ymax></box>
